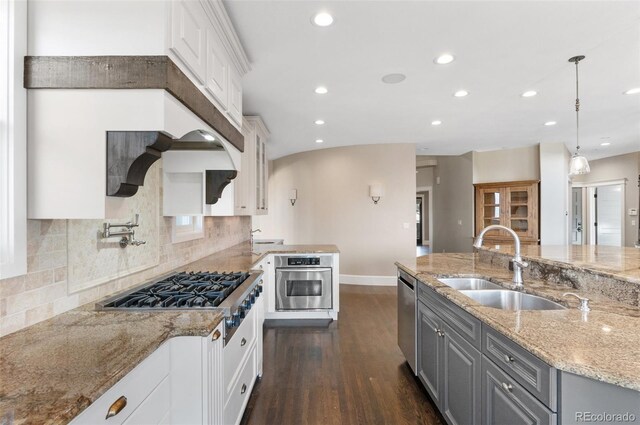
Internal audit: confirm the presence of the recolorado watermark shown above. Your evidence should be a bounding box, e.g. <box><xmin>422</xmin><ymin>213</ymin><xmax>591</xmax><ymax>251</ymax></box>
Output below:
<box><xmin>576</xmin><ymin>412</ymin><xmax>637</xmax><ymax>423</ymax></box>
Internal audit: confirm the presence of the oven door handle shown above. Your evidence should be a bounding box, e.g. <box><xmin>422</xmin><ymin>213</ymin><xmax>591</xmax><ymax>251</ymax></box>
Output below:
<box><xmin>278</xmin><ymin>268</ymin><xmax>333</xmax><ymax>273</ymax></box>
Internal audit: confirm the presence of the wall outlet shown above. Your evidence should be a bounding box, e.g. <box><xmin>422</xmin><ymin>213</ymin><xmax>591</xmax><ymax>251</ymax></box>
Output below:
<box><xmin>436</xmin><ymin>176</ymin><xmax>441</xmax><ymax>185</ymax></box>
<box><xmin>458</xmin><ymin>219</ymin><xmax>463</xmax><ymax>226</ymax></box>
<box><xmin>629</xmin><ymin>208</ymin><xmax>638</xmax><ymax>216</ymax></box>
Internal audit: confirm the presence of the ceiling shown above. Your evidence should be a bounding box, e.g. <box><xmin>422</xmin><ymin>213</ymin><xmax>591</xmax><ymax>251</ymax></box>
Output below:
<box><xmin>224</xmin><ymin>1</ymin><xmax>640</xmax><ymax>160</ymax></box>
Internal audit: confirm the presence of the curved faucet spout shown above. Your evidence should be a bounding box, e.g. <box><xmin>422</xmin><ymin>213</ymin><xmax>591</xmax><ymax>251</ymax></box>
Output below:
<box><xmin>473</xmin><ymin>224</ymin><xmax>528</xmax><ymax>289</ymax></box>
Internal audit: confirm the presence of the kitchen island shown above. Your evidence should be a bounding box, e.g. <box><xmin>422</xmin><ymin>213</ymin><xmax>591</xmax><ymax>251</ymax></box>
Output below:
<box><xmin>0</xmin><ymin>241</ymin><xmax>338</xmax><ymax>425</ymax></box>
<box><xmin>396</xmin><ymin>245</ymin><xmax>640</xmax><ymax>425</ymax></box>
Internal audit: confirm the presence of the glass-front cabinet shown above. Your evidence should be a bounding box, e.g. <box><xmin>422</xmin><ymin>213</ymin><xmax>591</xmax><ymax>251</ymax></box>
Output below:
<box><xmin>235</xmin><ymin>116</ymin><xmax>269</xmax><ymax>216</ymax></box>
<box><xmin>474</xmin><ymin>181</ymin><xmax>539</xmax><ymax>245</ymax></box>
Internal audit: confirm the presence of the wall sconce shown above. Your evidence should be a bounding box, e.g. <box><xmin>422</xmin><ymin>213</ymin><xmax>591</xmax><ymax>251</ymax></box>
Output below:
<box><xmin>369</xmin><ymin>184</ymin><xmax>383</xmax><ymax>205</ymax></box>
<box><xmin>289</xmin><ymin>189</ymin><xmax>297</xmax><ymax>206</ymax></box>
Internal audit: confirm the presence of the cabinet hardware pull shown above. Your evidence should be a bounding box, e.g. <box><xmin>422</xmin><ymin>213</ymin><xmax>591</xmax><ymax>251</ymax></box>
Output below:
<box><xmin>105</xmin><ymin>396</ymin><xmax>127</xmax><ymax>419</ymax></box>
<box><xmin>212</xmin><ymin>330</ymin><xmax>221</xmax><ymax>341</ymax></box>
<box><xmin>501</xmin><ymin>382</ymin><xmax>513</xmax><ymax>393</ymax></box>
<box><xmin>504</xmin><ymin>354</ymin><xmax>514</xmax><ymax>363</ymax></box>
<box><xmin>241</xmin><ymin>384</ymin><xmax>247</xmax><ymax>394</ymax></box>
<box><xmin>241</xmin><ymin>337</ymin><xmax>247</xmax><ymax>346</ymax></box>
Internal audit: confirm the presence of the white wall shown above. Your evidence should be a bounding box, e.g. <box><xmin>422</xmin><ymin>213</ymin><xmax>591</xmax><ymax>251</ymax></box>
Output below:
<box><xmin>473</xmin><ymin>145</ymin><xmax>540</xmax><ymax>183</ymax></box>
<box><xmin>253</xmin><ymin>144</ymin><xmax>416</xmax><ymax>278</ymax></box>
<box><xmin>431</xmin><ymin>152</ymin><xmax>475</xmax><ymax>253</ymax></box>
<box><xmin>572</xmin><ymin>151</ymin><xmax>640</xmax><ymax>246</ymax></box>
<box><xmin>539</xmin><ymin>143</ymin><xmax>571</xmax><ymax>245</ymax></box>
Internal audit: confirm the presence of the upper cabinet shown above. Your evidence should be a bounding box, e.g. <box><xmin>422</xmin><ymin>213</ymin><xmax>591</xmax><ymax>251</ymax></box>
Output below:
<box><xmin>474</xmin><ymin>180</ymin><xmax>540</xmax><ymax>245</ymax></box>
<box><xmin>169</xmin><ymin>0</ymin><xmax>207</xmax><ymax>84</ymax></box>
<box><xmin>235</xmin><ymin>116</ymin><xmax>270</xmax><ymax>216</ymax></box>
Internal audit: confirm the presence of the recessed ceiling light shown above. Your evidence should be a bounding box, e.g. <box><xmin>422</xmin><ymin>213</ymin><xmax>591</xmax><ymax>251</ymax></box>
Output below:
<box><xmin>600</xmin><ymin>142</ymin><xmax>611</xmax><ymax>146</ymax></box>
<box><xmin>624</xmin><ymin>87</ymin><xmax>640</xmax><ymax>95</ymax></box>
<box><xmin>382</xmin><ymin>73</ymin><xmax>406</xmax><ymax>84</ymax></box>
<box><xmin>434</xmin><ymin>54</ymin><xmax>455</xmax><ymax>65</ymax></box>
<box><xmin>314</xmin><ymin>119</ymin><xmax>325</xmax><ymax>125</ymax></box>
<box><xmin>521</xmin><ymin>90</ymin><xmax>537</xmax><ymax>97</ymax></box>
<box><xmin>315</xmin><ymin>139</ymin><xmax>324</xmax><ymax>144</ymax></box>
<box><xmin>453</xmin><ymin>90</ymin><xmax>468</xmax><ymax>97</ymax></box>
<box><xmin>544</xmin><ymin>121</ymin><xmax>557</xmax><ymax>126</ymax></box>
<box><xmin>312</xmin><ymin>12</ymin><xmax>334</xmax><ymax>27</ymax></box>
<box><xmin>314</xmin><ymin>86</ymin><xmax>328</xmax><ymax>94</ymax></box>
<box><xmin>431</xmin><ymin>120</ymin><xmax>442</xmax><ymax>126</ymax></box>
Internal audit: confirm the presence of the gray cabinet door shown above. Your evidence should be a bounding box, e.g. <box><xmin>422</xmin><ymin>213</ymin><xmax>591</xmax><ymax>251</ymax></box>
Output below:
<box><xmin>482</xmin><ymin>356</ymin><xmax>555</xmax><ymax>425</ymax></box>
<box><xmin>418</xmin><ymin>301</ymin><xmax>444</xmax><ymax>406</ymax></box>
<box><xmin>442</xmin><ymin>322</ymin><xmax>482</xmax><ymax>425</ymax></box>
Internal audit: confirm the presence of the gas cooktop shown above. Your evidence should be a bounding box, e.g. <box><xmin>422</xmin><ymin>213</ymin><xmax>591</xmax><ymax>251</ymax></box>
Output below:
<box><xmin>99</xmin><ymin>271</ymin><xmax>250</xmax><ymax>309</ymax></box>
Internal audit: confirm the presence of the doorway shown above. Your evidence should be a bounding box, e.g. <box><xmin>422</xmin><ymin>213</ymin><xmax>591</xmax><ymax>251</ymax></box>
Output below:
<box><xmin>572</xmin><ymin>181</ymin><xmax>625</xmax><ymax>246</ymax></box>
<box><xmin>416</xmin><ymin>197</ymin><xmax>423</xmax><ymax>246</ymax></box>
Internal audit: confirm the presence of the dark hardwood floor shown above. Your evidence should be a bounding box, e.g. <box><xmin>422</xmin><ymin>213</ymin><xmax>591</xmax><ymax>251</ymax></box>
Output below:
<box><xmin>240</xmin><ymin>285</ymin><xmax>445</xmax><ymax>425</ymax></box>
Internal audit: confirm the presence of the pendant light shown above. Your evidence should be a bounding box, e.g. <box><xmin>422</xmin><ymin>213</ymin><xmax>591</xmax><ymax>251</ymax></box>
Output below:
<box><xmin>568</xmin><ymin>55</ymin><xmax>590</xmax><ymax>176</ymax></box>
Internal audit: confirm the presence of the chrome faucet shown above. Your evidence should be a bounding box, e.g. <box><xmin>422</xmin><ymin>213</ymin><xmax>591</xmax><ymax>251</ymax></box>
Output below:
<box><xmin>250</xmin><ymin>229</ymin><xmax>261</xmax><ymax>252</ymax></box>
<box><xmin>102</xmin><ymin>214</ymin><xmax>146</xmax><ymax>248</ymax></box>
<box><xmin>473</xmin><ymin>225</ymin><xmax>528</xmax><ymax>289</ymax></box>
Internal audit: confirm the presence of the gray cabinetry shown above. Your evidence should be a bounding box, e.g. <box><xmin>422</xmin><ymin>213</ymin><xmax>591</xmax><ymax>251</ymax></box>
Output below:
<box><xmin>483</xmin><ymin>356</ymin><xmax>556</xmax><ymax>425</ymax></box>
<box><xmin>418</xmin><ymin>301</ymin><xmax>444</xmax><ymax>406</ymax></box>
<box><xmin>442</xmin><ymin>322</ymin><xmax>482</xmax><ymax>425</ymax></box>
<box><xmin>418</xmin><ymin>287</ymin><xmax>482</xmax><ymax>425</ymax></box>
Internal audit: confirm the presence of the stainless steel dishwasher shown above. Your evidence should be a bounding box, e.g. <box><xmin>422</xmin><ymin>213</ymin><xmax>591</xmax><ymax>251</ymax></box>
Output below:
<box><xmin>397</xmin><ymin>269</ymin><xmax>417</xmax><ymax>374</ymax></box>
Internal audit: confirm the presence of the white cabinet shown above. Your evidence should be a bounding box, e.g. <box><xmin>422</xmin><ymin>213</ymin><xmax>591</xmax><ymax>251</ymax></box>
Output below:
<box><xmin>228</xmin><ymin>66</ymin><xmax>243</xmax><ymax>126</ymax></box>
<box><xmin>205</xmin><ymin>28</ymin><xmax>229</xmax><ymax>109</ymax></box>
<box><xmin>240</xmin><ymin>116</ymin><xmax>270</xmax><ymax>216</ymax></box>
<box><xmin>70</xmin><ymin>342</ymin><xmax>171</xmax><ymax>425</ymax></box>
<box><xmin>234</xmin><ymin>118</ymin><xmax>254</xmax><ymax>215</ymax></box>
<box><xmin>169</xmin><ymin>0</ymin><xmax>207</xmax><ymax>83</ymax></box>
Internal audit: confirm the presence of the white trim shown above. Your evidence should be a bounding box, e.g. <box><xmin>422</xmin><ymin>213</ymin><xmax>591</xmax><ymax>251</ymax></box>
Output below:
<box><xmin>0</xmin><ymin>0</ymin><xmax>26</xmax><ymax>279</ymax></box>
<box><xmin>572</xmin><ymin>178</ymin><xmax>627</xmax><ymax>188</ymax></box>
<box><xmin>340</xmin><ymin>274</ymin><xmax>396</xmax><ymax>286</ymax></box>
<box><xmin>416</xmin><ymin>186</ymin><xmax>433</xmax><ymax>245</ymax></box>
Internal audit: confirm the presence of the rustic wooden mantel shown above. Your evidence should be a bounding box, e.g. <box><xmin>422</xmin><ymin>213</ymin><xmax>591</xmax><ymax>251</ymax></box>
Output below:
<box><xmin>24</xmin><ymin>56</ymin><xmax>244</xmax><ymax>152</ymax></box>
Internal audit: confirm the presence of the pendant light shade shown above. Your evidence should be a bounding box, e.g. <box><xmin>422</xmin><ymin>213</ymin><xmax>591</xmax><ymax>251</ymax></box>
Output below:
<box><xmin>568</xmin><ymin>55</ymin><xmax>590</xmax><ymax>177</ymax></box>
<box><xmin>569</xmin><ymin>152</ymin><xmax>591</xmax><ymax>175</ymax></box>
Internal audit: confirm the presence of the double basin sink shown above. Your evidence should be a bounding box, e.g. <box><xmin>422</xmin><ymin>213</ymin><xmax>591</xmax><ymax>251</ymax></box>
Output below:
<box><xmin>438</xmin><ymin>278</ymin><xmax>566</xmax><ymax>311</ymax></box>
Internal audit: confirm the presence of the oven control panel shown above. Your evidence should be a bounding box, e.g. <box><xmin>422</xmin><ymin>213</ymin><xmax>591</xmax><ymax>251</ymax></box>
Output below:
<box><xmin>288</xmin><ymin>257</ymin><xmax>321</xmax><ymax>266</ymax></box>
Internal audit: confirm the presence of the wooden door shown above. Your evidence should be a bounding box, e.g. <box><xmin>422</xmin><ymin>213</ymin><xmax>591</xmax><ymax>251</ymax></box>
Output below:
<box><xmin>505</xmin><ymin>185</ymin><xmax>537</xmax><ymax>240</ymax></box>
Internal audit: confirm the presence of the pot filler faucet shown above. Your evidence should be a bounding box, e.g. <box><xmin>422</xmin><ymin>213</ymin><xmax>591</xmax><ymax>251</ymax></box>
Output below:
<box><xmin>102</xmin><ymin>214</ymin><xmax>146</xmax><ymax>248</ymax></box>
<box><xmin>473</xmin><ymin>225</ymin><xmax>528</xmax><ymax>289</ymax></box>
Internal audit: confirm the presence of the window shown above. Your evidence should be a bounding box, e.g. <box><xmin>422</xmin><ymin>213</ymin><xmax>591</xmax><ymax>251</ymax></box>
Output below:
<box><xmin>0</xmin><ymin>0</ymin><xmax>27</xmax><ymax>279</ymax></box>
<box><xmin>171</xmin><ymin>215</ymin><xmax>205</xmax><ymax>243</ymax></box>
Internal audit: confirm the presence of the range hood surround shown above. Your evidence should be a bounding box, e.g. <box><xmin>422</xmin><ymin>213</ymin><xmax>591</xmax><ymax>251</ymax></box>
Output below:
<box><xmin>27</xmin><ymin>88</ymin><xmax>241</xmax><ymax>219</ymax></box>
<box><xmin>107</xmin><ymin>129</ymin><xmax>236</xmax><ymax>199</ymax></box>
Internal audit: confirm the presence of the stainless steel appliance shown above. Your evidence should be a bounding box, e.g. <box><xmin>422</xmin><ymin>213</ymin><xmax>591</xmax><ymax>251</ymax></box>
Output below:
<box><xmin>96</xmin><ymin>270</ymin><xmax>263</xmax><ymax>345</ymax></box>
<box><xmin>275</xmin><ymin>255</ymin><xmax>332</xmax><ymax>310</ymax></box>
<box><xmin>397</xmin><ymin>269</ymin><xmax>417</xmax><ymax>373</ymax></box>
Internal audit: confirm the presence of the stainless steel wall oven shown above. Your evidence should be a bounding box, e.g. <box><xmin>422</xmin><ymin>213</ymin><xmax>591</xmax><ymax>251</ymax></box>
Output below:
<box><xmin>275</xmin><ymin>255</ymin><xmax>333</xmax><ymax>311</ymax></box>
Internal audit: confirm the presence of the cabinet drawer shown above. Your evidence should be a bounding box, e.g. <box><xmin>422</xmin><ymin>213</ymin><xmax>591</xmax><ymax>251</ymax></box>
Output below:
<box><xmin>224</xmin><ymin>345</ymin><xmax>257</xmax><ymax>425</ymax></box>
<box><xmin>224</xmin><ymin>306</ymin><xmax>257</xmax><ymax>396</ymax></box>
<box><xmin>483</xmin><ymin>327</ymin><xmax>557</xmax><ymax>410</ymax></box>
<box><xmin>70</xmin><ymin>342</ymin><xmax>170</xmax><ymax>425</ymax></box>
<box><xmin>482</xmin><ymin>356</ymin><xmax>556</xmax><ymax>425</ymax></box>
<box><xmin>122</xmin><ymin>375</ymin><xmax>170</xmax><ymax>425</ymax></box>
<box><xmin>418</xmin><ymin>282</ymin><xmax>482</xmax><ymax>349</ymax></box>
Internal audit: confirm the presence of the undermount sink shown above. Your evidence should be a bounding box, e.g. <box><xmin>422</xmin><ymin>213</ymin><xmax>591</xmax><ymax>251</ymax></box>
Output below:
<box><xmin>438</xmin><ymin>278</ymin><xmax>503</xmax><ymax>290</ymax></box>
<box><xmin>460</xmin><ymin>290</ymin><xmax>566</xmax><ymax>311</ymax></box>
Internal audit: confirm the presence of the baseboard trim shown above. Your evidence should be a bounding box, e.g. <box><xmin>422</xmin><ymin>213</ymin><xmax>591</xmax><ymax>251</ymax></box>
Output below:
<box><xmin>340</xmin><ymin>274</ymin><xmax>396</xmax><ymax>286</ymax></box>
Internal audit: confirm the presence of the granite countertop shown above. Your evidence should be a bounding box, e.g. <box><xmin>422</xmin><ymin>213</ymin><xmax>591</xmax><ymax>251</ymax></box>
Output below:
<box><xmin>396</xmin><ymin>252</ymin><xmax>640</xmax><ymax>392</ymax></box>
<box><xmin>0</xmin><ymin>242</ymin><xmax>338</xmax><ymax>425</ymax></box>
<box><xmin>481</xmin><ymin>244</ymin><xmax>640</xmax><ymax>285</ymax></box>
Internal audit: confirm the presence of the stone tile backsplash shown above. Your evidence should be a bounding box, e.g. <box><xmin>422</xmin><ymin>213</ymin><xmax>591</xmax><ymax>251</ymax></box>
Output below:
<box><xmin>0</xmin><ymin>161</ymin><xmax>250</xmax><ymax>337</ymax></box>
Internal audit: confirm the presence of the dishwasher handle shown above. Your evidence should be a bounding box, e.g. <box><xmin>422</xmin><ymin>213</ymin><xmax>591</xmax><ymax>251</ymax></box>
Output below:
<box><xmin>398</xmin><ymin>273</ymin><xmax>415</xmax><ymax>290</ymax></box>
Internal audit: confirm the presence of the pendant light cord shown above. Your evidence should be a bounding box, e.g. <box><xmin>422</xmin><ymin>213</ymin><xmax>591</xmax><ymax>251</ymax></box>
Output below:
<box><xmin>575</xmin><ymin>59</ymin><xmax>580</xmax><ymax>153</ymax></box>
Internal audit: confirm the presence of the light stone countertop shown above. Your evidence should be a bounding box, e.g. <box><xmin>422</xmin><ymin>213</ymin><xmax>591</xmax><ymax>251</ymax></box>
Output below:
<box><xmin>395</xmin><ymin>252</ymin><xmax>640</xmax><ymax>392</ymax></box>
<box><xmin>0</xmin><ymin>241</ymin><xmax>339</xmax><ymax>425</ymax></box>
